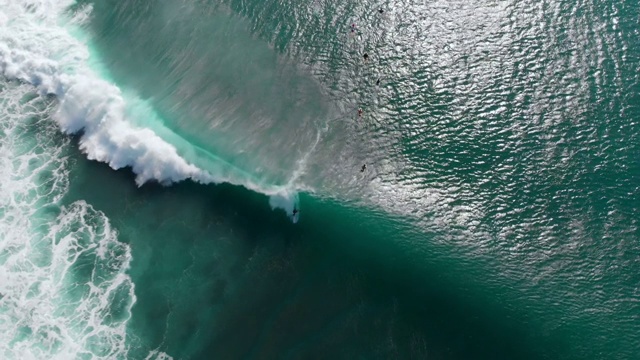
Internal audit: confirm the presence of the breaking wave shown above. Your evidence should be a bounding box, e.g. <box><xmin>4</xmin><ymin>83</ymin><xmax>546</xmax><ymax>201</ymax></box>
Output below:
<box><xmin>0</xmin><ymin>0</ymin><xmax>299</xmax><ymax>213</ymax></box>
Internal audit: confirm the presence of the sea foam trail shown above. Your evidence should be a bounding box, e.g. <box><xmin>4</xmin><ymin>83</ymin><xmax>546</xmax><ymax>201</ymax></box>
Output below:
<box><xmin>0</xmin><ymin>82</ymin><xmax>136</xmax><ymax>359</ymax></box>
<box><xmin>0</xmin><ymin>0</ymin><xmax>299</xmax><ymax>213</ymax></box>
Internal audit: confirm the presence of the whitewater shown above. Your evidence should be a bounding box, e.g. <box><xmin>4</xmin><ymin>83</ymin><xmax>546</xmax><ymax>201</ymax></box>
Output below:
<box><xmin>0</xmin><ymin>1</ymin><xmax>195</xmax><ymax>358</ymax></box>
<box><xmin>0</xmin><ymin>78</ymin><xmax>134</xmax><ymax>360</ymax></box>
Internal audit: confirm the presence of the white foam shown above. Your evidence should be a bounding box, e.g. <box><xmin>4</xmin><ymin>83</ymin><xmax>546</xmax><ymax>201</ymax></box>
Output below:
<box><xmin>144</xmin><ymin>349</ymin><xmax>174</xmax><ymax>360</ymax></box>
<box><xmin>0</xmin><ymin>0</ymin><xmax>301</xmax><ymax>215</ymax></box>
<box><xmin>0</xmin><ymin>82</ymin><xmax>135</xmax><ymax>359</ymax></box>
<box><xmin>0</xmin><ymin>0</ymin><xmax>209</xmax><ymax>186</ymax></box>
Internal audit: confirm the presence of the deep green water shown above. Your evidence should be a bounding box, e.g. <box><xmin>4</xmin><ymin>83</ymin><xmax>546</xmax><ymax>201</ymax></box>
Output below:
<box><xmin>1</xmin><ymin>0</ymin><xmax>639</xmax><ymax>358</ymax></box>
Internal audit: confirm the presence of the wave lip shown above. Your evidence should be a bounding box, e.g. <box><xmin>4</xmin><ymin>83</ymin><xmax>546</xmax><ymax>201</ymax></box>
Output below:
<box><xmin>52</xmin><ymin>75</ymin><xmax>209</xmax><ymax>186</ymax></box>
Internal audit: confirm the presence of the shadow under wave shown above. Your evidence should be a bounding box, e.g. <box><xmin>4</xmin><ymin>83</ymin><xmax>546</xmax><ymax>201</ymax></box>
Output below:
<box><xmin>65</xmin><ymin>136</ymin><xmax>568</xmax><ymax>360</ymax></box>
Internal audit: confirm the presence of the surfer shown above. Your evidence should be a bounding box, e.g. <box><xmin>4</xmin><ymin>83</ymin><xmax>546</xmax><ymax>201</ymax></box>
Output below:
<box><xmin>376</xmin><ymin>78</ymin><xmax>381</xmax><ymax>86</ymax></box>
<box><xmin>361</xmin><ymin>164</ymin><xmax>367</xmax><ymax>172</ymax></box>
<box><xmin>363</xmin><ymin>53</ymin><xmax>369</xmax><ymax>61</ymax></box>
<box><xmin>358</xmin><ymin>108</ymin><xmax>363</xmax><ymax>117</ymax></box>
<box><xmin>378</xmin><ymin>8</ymin><xmax>384</xmax><ymax>14</ymax></box>
<box><xmin>292</xmin><ymin>208</ymin><xmax>299</xmax><ymax>216</ymax></box>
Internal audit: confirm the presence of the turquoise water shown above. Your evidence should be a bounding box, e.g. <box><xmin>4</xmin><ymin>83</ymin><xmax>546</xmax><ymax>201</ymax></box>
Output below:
<box><xmin>1</xmin><ymin>0</ymin><xmax>639</xmax><ymax>359</ymax></box>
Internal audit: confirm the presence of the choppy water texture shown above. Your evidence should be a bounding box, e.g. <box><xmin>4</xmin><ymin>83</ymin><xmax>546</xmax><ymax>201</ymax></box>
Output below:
<box><xmin>1</xmin><ymin>0</ymin><xmax>639</xmax><ymax>359</ymax></box>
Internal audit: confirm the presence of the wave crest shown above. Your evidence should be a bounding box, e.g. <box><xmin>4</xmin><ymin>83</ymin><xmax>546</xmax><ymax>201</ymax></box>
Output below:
<box><xmin>0</xmin><ymin>0</ymin><xmax>299</xmax><ymax>214</ymax></box>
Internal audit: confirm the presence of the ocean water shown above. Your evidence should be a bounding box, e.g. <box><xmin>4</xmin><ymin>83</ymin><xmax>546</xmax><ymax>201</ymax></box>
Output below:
<box><xmin>1</xmin><ymin>0</ymin><xmax>639</xmax><ymax>359</ymax></box>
